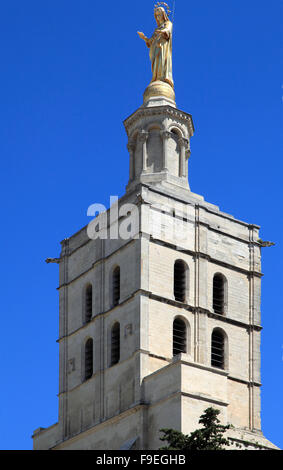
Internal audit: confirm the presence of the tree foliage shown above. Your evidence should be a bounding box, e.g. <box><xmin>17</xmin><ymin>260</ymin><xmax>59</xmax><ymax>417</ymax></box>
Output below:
<box><xmin>160</xmin><ymin>407</ymin><xmax>231</xmax><ymax>450</ymax></box>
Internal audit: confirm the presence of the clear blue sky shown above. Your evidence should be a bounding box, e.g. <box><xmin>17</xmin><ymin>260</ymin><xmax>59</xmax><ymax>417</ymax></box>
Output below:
<box><xmin>0</xmin><ymin>0</ymin><xmax>282</xmax><ymax>450</ymax></box>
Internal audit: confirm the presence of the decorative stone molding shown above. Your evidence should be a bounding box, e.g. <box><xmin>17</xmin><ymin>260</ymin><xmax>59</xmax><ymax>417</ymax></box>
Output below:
<box><xmin>137</xmin><ymin>130</ymin><xmax>149</xmax><ymax>143</ymax></box>
<box><xmin>160</xmin><ymin>130</ymin><xmax>171</xmax><ymax>140</ymax></box>
<box><xmin>124</xmin><ymin>105</ymin><xmax>194</xmax><ymax>138</ymax></box>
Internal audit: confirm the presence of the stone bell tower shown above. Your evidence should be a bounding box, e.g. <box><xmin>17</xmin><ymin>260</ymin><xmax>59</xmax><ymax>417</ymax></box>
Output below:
<box><xmin>32</xmin><ymin>6</ymin><xmax>278</xmax><ymax>451</ymax></box>
<box><xmin>125</xmin><ymin>103</ymin><xmax>193</xmax><ymax>194</ymax></box>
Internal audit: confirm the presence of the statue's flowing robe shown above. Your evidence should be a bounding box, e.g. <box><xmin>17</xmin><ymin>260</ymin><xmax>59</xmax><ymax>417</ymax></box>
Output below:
<box><xmin>149</xmin><ymin>20</ymin><xmax>174</xmax><ymax>89</ymax></box>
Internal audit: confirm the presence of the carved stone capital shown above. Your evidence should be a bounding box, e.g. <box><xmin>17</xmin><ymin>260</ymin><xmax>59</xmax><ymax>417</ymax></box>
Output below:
<box><xmin>185</xmin><ymin>149</ymin><xmax>191</xmax><ymax>159</ymax></box>
<box><xmin>127</xmin><ymin>141</ymin><xmax>136</xmax><ymax>153</ymax></box>
<box><xmin>138</xmin><ymin>130</ymin><xmax>149</xmax><ymax>143</ymax></box>
<box><xmin>161</xmin><ymin>130</ymin><xmax>171</xmax><ymax>140</ymax></box>
<box><xmin>178</xmin><ymin>136</ymin><xmax>189</xmax><ymax>147</ymax></box>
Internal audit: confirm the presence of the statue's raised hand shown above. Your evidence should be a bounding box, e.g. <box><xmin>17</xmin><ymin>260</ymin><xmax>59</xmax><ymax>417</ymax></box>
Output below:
<box><xmin>137</xmin><ymin>31</ymin><xmax>147</xmax><ymax>40</ymax></box>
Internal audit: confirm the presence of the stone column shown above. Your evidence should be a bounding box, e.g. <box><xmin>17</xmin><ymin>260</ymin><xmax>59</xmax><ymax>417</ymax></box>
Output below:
<box><xmin>178</xmin><ymin>137</ymin><xmax>185</xmax><ymax>178</ymax></box>
<box><xmin>185</xmin><ymin>144</ymin><xmax>191</xmax><ymax>189</ymax></box>
<box><xmin>161</xmin><ymin>130</ymin><xmax>171</xmax><ymax>172</ymax></box>
<box><xmin>178</xmin><ymin>137</ymin><xmax>190</xmax><ymax>178</ymax></box>
<box><xmin>127</xmin><ymin>141</ymin><xmax>136</xmax><ymax>182</ymax></box>
<box><xmin>138</xmin><ymin>131</ymin><xmax>149</xmax><ymax>173</ymax></box>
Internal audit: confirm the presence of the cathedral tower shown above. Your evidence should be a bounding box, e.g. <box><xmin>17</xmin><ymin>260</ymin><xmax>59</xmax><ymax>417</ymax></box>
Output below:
<box><xmin>33</xmin><ymin>6</ymin><xmax>277</xmax><ymax>450</ymax></box>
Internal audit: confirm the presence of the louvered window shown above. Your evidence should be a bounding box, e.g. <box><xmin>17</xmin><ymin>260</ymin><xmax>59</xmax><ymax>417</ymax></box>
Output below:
<box><xmin>85</xmin><ymin>285</ymin><xmax>92</xmax><ymax>323</ymax></box>
<box><xmin>174</xmin><ymin>260</ymin><xmax>187</xmax><ymax>302</ymax></box>
<box><xmin>113</xmin><ymin>267</ymin><xmax>120</xmax><ymax>307</ymax></box>
<box><xmin>211</xmin><ymin>330</ymin><xmax>225</xmax><ymax>369</ymax></box>
<box><xmin>173</xmin><ymin>318</ymin><xmax>187</xmax><ymax>356</ymax></box>
<box><xmin>85</xmin><ymin>338</ymin><xmax>93</xmax><ymax>380</ymax></box>
<box><xmin>111</xmin><ymin>323</ymin><xmax>120</xmax><ymax>366</ymax></box>
<box><xmin>213</xmin><ymin>274</ymin><xmax>225</xmax><ymax>315</ymax></box>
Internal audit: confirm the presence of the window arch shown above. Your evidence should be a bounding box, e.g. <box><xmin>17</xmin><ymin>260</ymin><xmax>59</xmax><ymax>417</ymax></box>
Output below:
<box><xmin>213</xmin><ymin>273</ymin><xmax>227</xmax><ymax>315</ymax></box>
<box><xmin>173</xmin><ymin>318</ymin><xmax>187</xmax><ymax>356</ymax></box>
<box><xmin>84</xmin><ymin>284</ymin><xmax>93</xmax><ymax>323</ymax></box>
<box><xmin>112</xmin><ymin>266</ymin><xmax>120</xmax><ymax>307</ymax></box>
<box><xmin>174</xmin><ymin>260</ymin><xmax>188</xmax><ymax>303</ymax></box>
<box><xmin>84</xmin><ymin>338</ymin><xmax>93</xmax><ymax>381</ymax></box>
<box><xmin>110</xmin><ymin>322</ymin><xmax>120</xmax><ymax>366</ymax></box>
<box><xmin>211</xmin><ymin>328</ymin><xmax>227</xmax><ymax>370</ymax></box>
<box><xmin>171</xmin><ymin>128</ymin><xmax>182</xmax><ymax>138</ymax></box>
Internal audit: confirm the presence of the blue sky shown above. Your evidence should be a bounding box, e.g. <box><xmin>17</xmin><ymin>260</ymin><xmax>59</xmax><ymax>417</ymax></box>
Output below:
<box><xmin>0</xmin><ymin>0</ymin><xmax>282</xmax><ymax>450</ymax></box>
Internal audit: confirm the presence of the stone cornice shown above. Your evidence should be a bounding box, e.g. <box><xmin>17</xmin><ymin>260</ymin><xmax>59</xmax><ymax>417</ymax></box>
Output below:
<box><xmin>57</xmin><ymin>289</ymin><xmax>142</xmax><ymax>342</ymax></box>
<box><xmin>57</xmin><ymin>346</ymin><xmax>261</xmax><ymax>403</ymax></box>
<box><xmin>206</xmin><ymin>310</ymin><xmax>262</xmax><ymax>331</ymax></box>
<box><xmin>148</xmin><ymin>292</ymin><xmax>262</xmax><ymax>331</ymax></box>
<box><xmin>141</xmin><ymin>183</ymin><xmax>261</xmax><ymax>230</ymax></box>
<box><xmin>123</xmin><ymin>105</ymin><xmax>194</xmax><ymax>137</ymax></box>
<box><xmin>52</xmin><ymin>404</ymin><xmax>146</xmax><ymax>450</ymax></box>
<box><xmin>142</xmin><ymin>354</ymin><xmax>260</xmax><ymax>388</ymax></box>
<box><xmin>147</xmin><ymin>390</ymin><xmax>229</xmax><ymax>410</ymax></box>
<box><xmin>228</xmin><ymin>374</ymin><xmax>261</xmax><ymax>387</ymax></box>
<box><xmin>57</xmin><ymin>288</ymin><xmax>262</xmax><ymax>343</ymax></box>
<box><xmin>149</xmin><ymin>236</ymin><xmax>263</xmax><ymax>278</ymax></box>
<box><xmin>57</xmin><ymin>229</ymin><xmax>262</xmax><ymax>293</ymax></box>
<box><xmin>150</xmin><ymin>292</ymin><xmax>262</xmax><ymax>331</ymax></box>
<box><xmin>57</xmin><ymin>236</ymin><xmax>137</xmax><ymax>290</ymax></box>
<box><xmin>59</xmin><ymin>182</ymin><xmax>261</xmax><ymax>258</ymax></box>
<box><xmin>58</xmin><ymin>182</ymin><xmax>261</xmax><ymax>260</ymax></box>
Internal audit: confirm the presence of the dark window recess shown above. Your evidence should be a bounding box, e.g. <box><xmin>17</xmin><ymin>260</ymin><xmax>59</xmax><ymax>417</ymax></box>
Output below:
<box><xmin>173</xmin><ymin>318</ymin><xmax>187</xmax><ymax>356</ymax></box>
<box><xmin>211</xmin><ymin>330</ymin><xmax>225</xmax><ymax>369</ymax></box>
<box><xmin>113</xmin><ymin>267</ymin><xmax>120</xmax><ymax>306</ymax></box>
<box><xmin>85</xmin><ymin>339</ymin><xmax>93</xmax><ymax>380</ymax></box>
<box><xmin>213</xmin><ymin>274</ymin><xmax>225</xmax><ymax>314</ymax></box>
<box><xmin>174</xmin><ymin>261</ymin><xmax>186</xmax><ymax>302</ymax></box>
<box><xmin>111</xmin><ymin>323</ymin><xmax>120</xmax><ymax>366</ymax></box>
<box><xmin>85</xmin><ymin>285</ymin><xmax>92</xmax><ymax>323</ymax></box>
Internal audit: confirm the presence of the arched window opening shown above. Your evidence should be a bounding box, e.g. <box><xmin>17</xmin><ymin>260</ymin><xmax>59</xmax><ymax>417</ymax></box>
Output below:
<box><xmin>173</xmin><ymin>318</ymin><xmax>187</xmax><ymax>356</ymax></box>
<box><xmin>85</xmin><ymin>285</ymin><xmax>93</xmax><ymax>323</ymax></box>
<box><xmin>85</xmin><ymin>338</ymin><xmax>93</xmax><ymax>381</ymax></box>
<box><xmin>174</xmin><ymin>260</ymin><xmax>187</xmax><ymax>303</ymax></box>
<box><xmin>213</xmin><ymin>274</ymin><xmax>225</xmax><ymax>315</ymax></box>
<box><xmin>211</xmin><ymin>329</ymin><xmax>225</xmax><ymax>370</ymax></box>
<box><xmin>111</xmin><ymin>322</ymin><xmax>120</xmax><ymax>366</ymax></box>
<box><xmin>112</xmin><ymin>267</ymin><xmax>120</xmax><ymax>307</ymax></box>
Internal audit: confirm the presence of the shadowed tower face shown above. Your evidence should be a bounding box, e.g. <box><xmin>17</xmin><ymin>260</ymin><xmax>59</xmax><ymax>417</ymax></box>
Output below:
<box><xmin>32</xmin><ymin>6</ymin><xmax>278</xmax><ymax>451</ymax></box>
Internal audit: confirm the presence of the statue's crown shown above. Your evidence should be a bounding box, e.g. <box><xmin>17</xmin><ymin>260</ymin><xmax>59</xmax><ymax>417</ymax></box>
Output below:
<box><xmin>154</xmin><ymin>2</ymin><xmax>171</xmax><ymax>16</ymax></box>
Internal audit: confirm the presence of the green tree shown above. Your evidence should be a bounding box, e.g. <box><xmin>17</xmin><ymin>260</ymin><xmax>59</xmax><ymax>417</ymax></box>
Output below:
<box><xmin>160</xmin><ymin>407</ymin><xmax>231</xmax><ymax>450</ymax></box>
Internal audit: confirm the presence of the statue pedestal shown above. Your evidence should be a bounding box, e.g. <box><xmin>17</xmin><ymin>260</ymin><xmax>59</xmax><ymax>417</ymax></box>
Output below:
<box><xmin>143</xmin><ymin>80</ymin><xmax>176</xmax><ymax>108</ymax></box>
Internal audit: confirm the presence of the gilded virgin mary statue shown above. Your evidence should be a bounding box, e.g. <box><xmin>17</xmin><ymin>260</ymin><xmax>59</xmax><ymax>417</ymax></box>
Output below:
<box><xmin>138</xmin><ymin>4</ymin><xmax>175</xmax><ymax>104</ymax></box>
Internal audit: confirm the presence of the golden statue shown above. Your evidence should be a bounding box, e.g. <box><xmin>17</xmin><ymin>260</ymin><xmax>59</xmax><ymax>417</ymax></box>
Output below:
<box><xmin>138</xmin><ymin>3</ymin><xmax>175</xmax><ymax>103</ymax></box>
